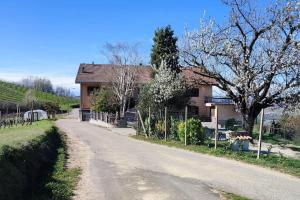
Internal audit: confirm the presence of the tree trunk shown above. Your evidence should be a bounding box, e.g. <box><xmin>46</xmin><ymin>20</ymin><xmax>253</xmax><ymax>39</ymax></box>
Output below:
<box><xmin>245</xmin><ymin>116</ymin><xmax>256</xmax><ymax>138</ymax></box>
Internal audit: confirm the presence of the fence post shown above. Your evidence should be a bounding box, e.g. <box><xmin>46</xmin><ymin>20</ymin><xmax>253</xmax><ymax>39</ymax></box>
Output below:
<box><xmin>148</xmin><ymin>107</ymin><xmax>151</xmax><ymax>135</ymax></box>
<box><xmin>185</xmin><ymin>106</ymin><xmax>188</xmax><ymax>146</ymax></box>
<box><xmin>137</xmin><ymin>110</ymin><xmax>147</xmax><ymax>138</ymax></box>
<box><xmin>30</xmin><ymin>100</ymin><xmax>34</xmax><ymax>125</ymax></box>
<box><xmin>257</xmin><ymin>108</ymin><xmax>265</xmax><ymax>159</ymax></box>
<box><xmin>214</xmin><ymin>106</ymin><xmax>218</xmax><ymax>150</ymax></box>
<box><xmin>164</xmin><ymin>107</ymin><xmax>167</xmax><ymax>141</ymax></box>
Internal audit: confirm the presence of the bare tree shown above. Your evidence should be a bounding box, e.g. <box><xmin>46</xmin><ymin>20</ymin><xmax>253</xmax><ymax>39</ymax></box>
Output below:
<box><xmin>103</xmin><ymin>42</ymin><xmax>142</xmax><ymax>117</ymax></box>
<box><xmin>182</xmin><ymin>0</ymin><xmax>300</xmax><ymax>138</ymax></box>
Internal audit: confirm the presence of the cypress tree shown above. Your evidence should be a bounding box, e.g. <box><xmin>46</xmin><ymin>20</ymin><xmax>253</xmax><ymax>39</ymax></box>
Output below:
<box><xmin>150</xmin><ymin>25</ymin><xmax>179</xmax><ymax>72</ymax></box>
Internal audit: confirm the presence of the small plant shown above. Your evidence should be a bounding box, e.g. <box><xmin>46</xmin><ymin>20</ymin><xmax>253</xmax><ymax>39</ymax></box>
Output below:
<box><xmin>178</xmin><ymin>118</ymin><xmax>204</xmax><ymax>145</ymax></box>
<box><xmin>225</xmin><ymin>118</ymin><xmax>238</xmax><ymax>131</ymax></box>
<box><xmin>154</xmin><ymin>120</ymin><xmax>165</xmax><ymax>138</ymax></box>
<box><xmin>169</xmin><ymin>118</ymin><xmax>179</xmax><ymax>140</ymax></box>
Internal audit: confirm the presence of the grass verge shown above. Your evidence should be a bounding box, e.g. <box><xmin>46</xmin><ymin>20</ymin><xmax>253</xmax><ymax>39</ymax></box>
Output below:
<box><xmin>43</xmin><ymin>133</ymin><xmax>81</xmax><ymax>200</ymax></box>
<box><xmin>132</xmin><ymin>135</ymin><xmax>300</xmax><ymax>178</ymax></box>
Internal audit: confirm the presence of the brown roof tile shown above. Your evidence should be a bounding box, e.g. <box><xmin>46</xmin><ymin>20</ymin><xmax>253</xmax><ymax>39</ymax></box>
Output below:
<box><xmin>75</xmin><ymin>64</ymin><xmax>215</xmax><ymax>85</ymax></box>
<box><xmin>75</xmin><ymin>64</ymin><xmax>153</xmax><ymax>84</ymax></box>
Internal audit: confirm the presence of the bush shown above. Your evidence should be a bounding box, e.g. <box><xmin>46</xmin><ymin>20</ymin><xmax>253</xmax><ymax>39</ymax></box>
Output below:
<box><xmin>169</xmin><ymin>118</ymin><xmax>179</xmax><ymax>140</ymax></box>
<box><xmin>225</xmin><ymin>118</ymin><xmax>238</xmax><ymax>131</ymax></box>
<box><xmin>178</xmin><ymin>118</ymin><xmax>204</xmax><ymax>144</ymax></box>
<box><xmin>154</xmin><ymin>120</ymin><xmax>165</xmax><ymax>138</ymax></box>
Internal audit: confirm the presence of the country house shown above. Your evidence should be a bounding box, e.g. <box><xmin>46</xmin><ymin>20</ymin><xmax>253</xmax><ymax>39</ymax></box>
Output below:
<box><xmin>75</xmin><ymin>63</ymin><xmax>242</xmax><ymax>124</ymax></box>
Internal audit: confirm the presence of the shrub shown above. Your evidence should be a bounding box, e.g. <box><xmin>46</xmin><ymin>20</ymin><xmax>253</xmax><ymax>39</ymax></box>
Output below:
<box><xmin>89</xmin><ymin>88</ymin><xmax>118</xmax><ymax>113</ymax></box>
<box><xmin>154</xmin><ymin>120</ymin><xmax>165</xmax><ymax>138</ymax></box>
<box><xmin>169</xmin><ymin>118</ymin><xmax>179</xmax><ymax>140</ymax></box>
<box><xmin>225</xmin><ymin>118</ymin><xmax>238</xmax><ymax>131</ymax></box>
<box><xmin>178</xmin><ymin>118</ymin><xmax>204</xmax><ymax>144</ymax></box>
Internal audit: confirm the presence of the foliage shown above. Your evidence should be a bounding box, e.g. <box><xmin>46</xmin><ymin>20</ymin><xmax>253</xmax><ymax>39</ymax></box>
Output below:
<box><xmin>89</xmin><ymin>88</ymin><xmax>118</xmax><ymax>113</ymax></box>
<box><xmin>182</xmin><ymin>0</ymin><xmax>300</xmax><ymax>136</ymax></box>
<box><xmin>0</xmin><ymin>80</ymin><xmax>79</xmax><ymax>111</ymax></box>
<box><xmin>137</xmin><ymin>83</ymin><xmax>157</xmax><ymax>115</ymax></box>
<box><xmin>154</xmin><ymin>120</ymin><xmax>165</xmax><ymax>137</ymax></box>
<box><xmin>43</xmin><ymin>101</ymin><xmax>60</xmax><ymax>119</ymax></box>
<box><xmin>151</xmin><ymin>25</ymin><xmax>179</xmax><ymax>72</ymax></box>
<box><xmin>169</xmin><ymin>118</ymin><xmax>179</xmax><ymax>140</ymax></box>
<box><xmin>225</xmin><ymin>118</ymin><xmax>238</xmax><ymax>131</ymax></box>
<box><xmin>21</xmin><ymin>77</ymin><xmax>53</xmax><ymax>93</ymax></box>
<box><xmin>178</xmin><ymin>118</ymin><xmax>204</xmax><ymax>144</ymax></box>
<box><xmin>149</xmin><ymin>62</ymin><xmax>186</xmax><ymax>107</ymax></box>
<box><xmin>133</xmin><ymin>135</ymin><xmax>300</xmax><ymax>178</ymax></box>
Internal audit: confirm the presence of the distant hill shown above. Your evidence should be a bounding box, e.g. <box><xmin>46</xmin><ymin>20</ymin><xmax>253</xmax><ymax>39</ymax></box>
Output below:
<box><xmin>0</xmin><ymin>80</ymin><xmax>79</xmax><ymax>110</ymax></box>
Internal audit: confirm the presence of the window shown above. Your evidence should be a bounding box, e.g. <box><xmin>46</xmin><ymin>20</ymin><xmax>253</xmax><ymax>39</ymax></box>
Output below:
<box><xmin>188</xmin><ymin>88</ymin><xmax>199</xmax><ymax>97</ymax></box>
<box><xmin>87</xmin><ymin>86</ymin><xmax>99</xmax><ymax>95</ymax></box>
<box><xmin>188</xmin><ymin>106</ymin><xmax>199</xmax><ymax>115</ymax></box>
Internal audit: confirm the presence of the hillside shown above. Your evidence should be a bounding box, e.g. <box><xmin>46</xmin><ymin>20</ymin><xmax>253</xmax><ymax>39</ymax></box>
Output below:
<box><xmin>0</xmin><ymin>80</ymin><xmax>79</xmax><ymax>110</ymax></box>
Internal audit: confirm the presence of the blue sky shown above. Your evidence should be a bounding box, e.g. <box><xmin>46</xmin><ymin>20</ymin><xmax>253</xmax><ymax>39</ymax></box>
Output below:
<box><xmin>0</xmin><ymin>0</ymin><xmax>229</xmax><ymax>94</ymax></box>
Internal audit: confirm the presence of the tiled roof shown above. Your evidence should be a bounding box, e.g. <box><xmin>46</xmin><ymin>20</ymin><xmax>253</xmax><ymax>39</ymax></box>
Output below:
<box><xmin>75</xmin><ymin>64</ymin><xmax>153</xmax><ymax>84</ymax></box>
<box><xmin>75</xmin><ymin>63</ymin><xmax>215</xmax><ymax>85</ymax></box>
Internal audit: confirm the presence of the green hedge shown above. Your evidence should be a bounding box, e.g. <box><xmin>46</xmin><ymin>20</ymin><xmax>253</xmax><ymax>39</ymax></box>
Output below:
<box><xmin>0</xmin><ymin>127</ymin><xmax>62</xmax><ymax>200</ymax></box>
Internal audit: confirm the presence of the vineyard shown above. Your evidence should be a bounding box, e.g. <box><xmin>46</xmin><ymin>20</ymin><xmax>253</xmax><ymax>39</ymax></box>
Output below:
<box><xmin>0</xmin><ymin>80</ymin><xmax>79</xmax><ymax>111</ymax></box>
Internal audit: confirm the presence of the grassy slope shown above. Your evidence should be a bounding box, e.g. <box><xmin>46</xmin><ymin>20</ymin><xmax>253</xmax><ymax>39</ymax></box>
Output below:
<box><xmin>0</xmin><ymin>120</ymin><xmax>53</xmax><ymax>149</ymax></box>
<box><xmin>0</xmin><ymin>80</ymin><xmax>79</xmax><ymax>109</ymax></box>
<box><xmin>0</xmin><ymin>120</ymin><xmax>80</xmax><ymax>199</ymax></box>
<box><xmin>133</xmin><ymin>135</ymin><xmax>300</xmax><ymax>178</ymax></box>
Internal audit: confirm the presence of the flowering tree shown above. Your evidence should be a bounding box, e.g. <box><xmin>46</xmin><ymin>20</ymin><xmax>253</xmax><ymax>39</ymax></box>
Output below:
<box><xmin>150</xmin><ymin>61</ymin><xmax>186</xmax><ymax>107</ymax></box>
<box><xmin>182</xmin><ymin>0</ymin><xmax>300</xmax><ymax>137</ymax></box>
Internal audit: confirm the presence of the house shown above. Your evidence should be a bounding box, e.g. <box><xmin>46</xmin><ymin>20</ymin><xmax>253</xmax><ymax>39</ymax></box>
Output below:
<box><xmin>75</xmin><ymin>63</ymin><xmax>241</xmax><ymax>123</ymax></box>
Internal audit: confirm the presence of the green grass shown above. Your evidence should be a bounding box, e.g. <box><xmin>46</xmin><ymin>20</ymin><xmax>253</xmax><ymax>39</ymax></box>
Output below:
<box><xmin>0</xmin><ymin>120</ymin><xmax>81</xmax><ymax>199</ymax></box>
<box><xmin>0</xmin><ymin>120</ymin><xmax>53</xmax><ymax>149</ymax></box>
<box><xmin>0</xmin><ymin>80</ymin><xmax>79</xmax><ymax>109</ymax></box>
<box><xmin>44</xmin><ymin>146</ymin><xmax>81</xmax><ymax>200</ymax></box>
<box><xmin>133</xmin><ymin>135</ymin><xmax>300</xmax><ymax>178</ymax></box>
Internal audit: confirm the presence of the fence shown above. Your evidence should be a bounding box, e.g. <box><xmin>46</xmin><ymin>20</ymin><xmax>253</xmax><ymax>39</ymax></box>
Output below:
<box><xmin>136</xmin><ymin>106</ymin><xmax>215</xmax><ymax>144</ymax></box>
<box><xmin>90</xmin><ymin>111</ymin><xmax>118</xmax><ymax>125</ymax></box>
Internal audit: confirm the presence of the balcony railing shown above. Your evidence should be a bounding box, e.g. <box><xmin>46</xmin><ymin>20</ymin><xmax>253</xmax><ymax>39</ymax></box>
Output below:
<box><xmin>205</xmin><ymin>97</ymin><xmax>234</xmax><ymax>104</ymax></box>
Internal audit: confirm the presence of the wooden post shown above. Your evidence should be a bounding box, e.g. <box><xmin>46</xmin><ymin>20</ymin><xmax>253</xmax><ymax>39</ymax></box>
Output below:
<box><xmin>0</xmin><ymin>110</ymin><xmax>1</xmax><ymax>120</ymax></box>
<box><xmin>214</xmin><ymin>106</ymin><xmax>218</xmax><ymax>150</ymax></box>
<box><xmin>30</xmin><ymin>100</ymin><xmax>34</xmax><ymax>125</ymax></box>
<box><xmin>164</xmin><ymin>107</ymin><xmax>167</xmax><ymax>141</ymax></box>
<box><xmin>137</xmin><ymin>110</ymin><xmax>147</xmax><ymax>138</ymax></box>
<box><xmin>257</xmin><ymin>108</ymin><xmax>264</xmax><ymax>159</ymax></box>
<box><xmin>184</xmin><ymin>106</ymin><xmax>188</xmax><ymax>146</ymax></box>
<box><xmin>148</xmin><ymin>107</ymin><xmax>151</xmax><ymax>135</ymax></box>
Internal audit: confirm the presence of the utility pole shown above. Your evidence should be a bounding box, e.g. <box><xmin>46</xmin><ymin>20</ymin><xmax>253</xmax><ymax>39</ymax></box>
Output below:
<box><xmin>164</xmin><ymin>107</ymin><xmax>167</xmax><ymax>141</ymax></box>
<box><xmin>148</xmin><ymin>107</ymin><xmax>151</xmax><ymax>135</ymax></box>
<box><xmin>184</xmin><ymin>106</ymin><xmax>188</xmax><ymax>146</ymax></box>
<box><xmin>257</xmin><ymin>108</ymin><xmax>265</xmax><ymax>159</ymax></box>
<box><xmin>214</xmin><ymin>106</ymin><xmax>218</xmax><ymax>150</ymax></box>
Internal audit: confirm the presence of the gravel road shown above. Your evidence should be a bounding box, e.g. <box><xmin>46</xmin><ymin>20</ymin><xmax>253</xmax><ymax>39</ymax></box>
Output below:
<box><xmin>56</xmin><ymin>118</ymin><xmax>300</xmax><ymax>200</ymax></box>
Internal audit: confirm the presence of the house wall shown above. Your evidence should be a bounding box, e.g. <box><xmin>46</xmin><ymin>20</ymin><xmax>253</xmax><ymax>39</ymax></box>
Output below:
<box><xmin>189</xmin><ymin>85</ymin><xmax>212</xmax><ymax>118</ymax></box>
<box><xmin>211</xmin><ymin>104</ymin><xmax>242</xmax><ymax>123</ymax></box>
<box><xmin>80</xmin><ymin>83</ymin><xmax>213</xmax><ymax>119</ymax></box>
